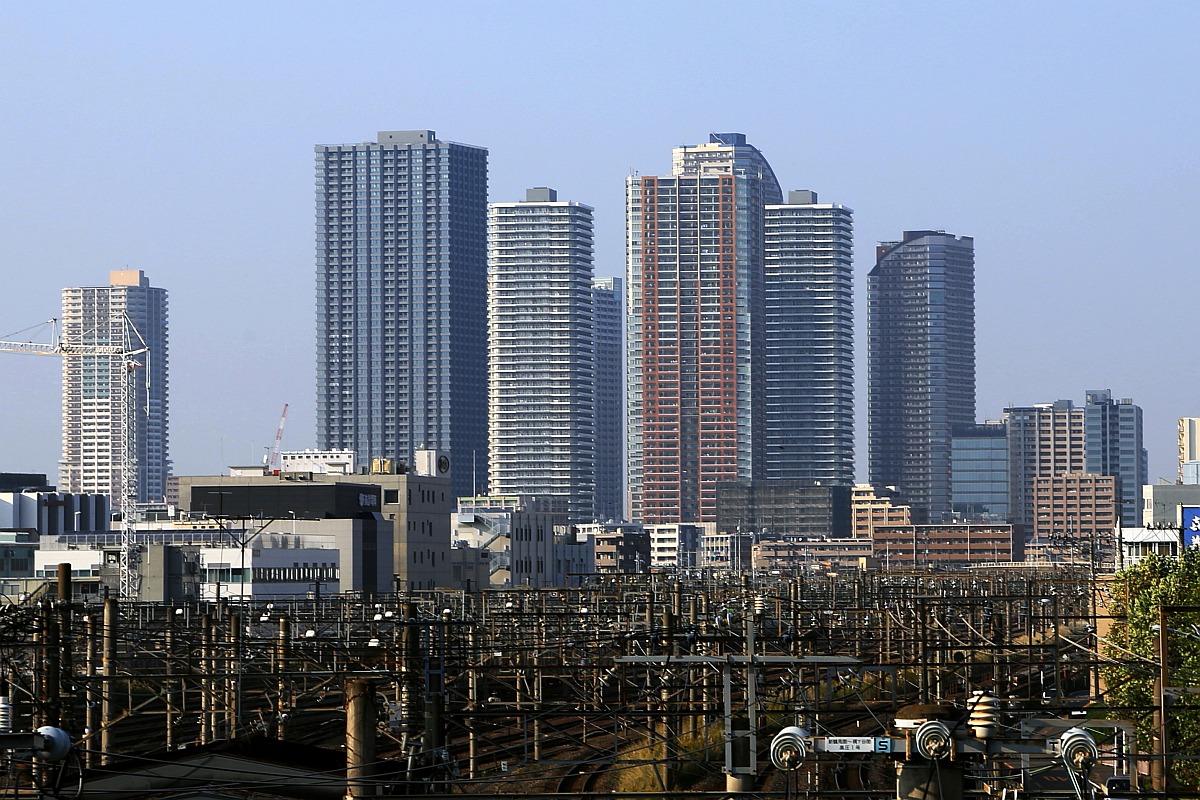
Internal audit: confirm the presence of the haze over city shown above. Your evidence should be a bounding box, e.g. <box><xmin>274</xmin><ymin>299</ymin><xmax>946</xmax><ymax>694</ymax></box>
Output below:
<box><xmin>1</xmin><ymin>1</ymin><xmax>1196</xmax><ymax>483</ymax></box>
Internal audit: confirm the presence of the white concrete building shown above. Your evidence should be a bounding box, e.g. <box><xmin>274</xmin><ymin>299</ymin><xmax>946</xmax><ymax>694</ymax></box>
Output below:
<box><xmin>487</xmin><ymin>189</ymin><xmax>595</xmax><ymax>521</ymax></box>
<box><xmin>279</xmin><ymin>449</ymin><xmax>357</xmax><ymax>475</ymax></box>
<box><xmin>646</xmin><ymin>523</ymin><xmax>705</xmax><ymax>569</ymax></box>
<box><xmin>60</xmin><ymin>270</ymin><xmax>170</xmax><ymax>503</ymax></box>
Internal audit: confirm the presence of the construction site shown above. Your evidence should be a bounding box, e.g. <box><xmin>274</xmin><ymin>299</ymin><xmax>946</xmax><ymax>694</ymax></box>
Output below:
<box><xmin>0</xmin><ymin>564</ymin><xmax>1171</xmax><ymax>799</ymax></box>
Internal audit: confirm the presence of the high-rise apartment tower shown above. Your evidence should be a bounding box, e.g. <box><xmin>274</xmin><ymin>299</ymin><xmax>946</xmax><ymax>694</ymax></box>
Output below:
<box><xmin>764</xmin><ymin>190</ymin><xmax>854</xmax><ymax>485</ymax></box>
<box><xmin>868</xmin><ymin>231</ymin><xmax>975</xmax><ymax>522</ymax></box>
<box><xmin>60</xmin><ymin>270</ymin><xmax>170</xmax><ymax>503</ymax></box>
<box><xmin>593</xmin><ymin>276</ymin><xmax>625</xmax><ymax>522</ymax></box>
<box><xmin>627</xmin><ymin>133</ymin><xmax>779</xmax><ymax>524</ymax></box>
<box><xmin>315</xmin><ymin>130</ymin><xmax>488</xmax><ymax>497</ymax></box>
<box><xmin>487</xmin><ymin>188</ymin><xmax>595</xmax><ymax>521</ymax></box>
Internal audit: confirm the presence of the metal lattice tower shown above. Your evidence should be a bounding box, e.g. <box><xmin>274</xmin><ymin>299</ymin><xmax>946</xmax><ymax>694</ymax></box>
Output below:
<box><xmin>0</xmin><ymin>315</ymin><xmax>147</xmax><ymax>598</ymax></box>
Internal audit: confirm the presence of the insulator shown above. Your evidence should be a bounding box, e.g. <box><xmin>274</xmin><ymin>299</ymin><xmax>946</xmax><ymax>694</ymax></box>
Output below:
<box><xmin>915</xmin><ymin>720</ymin><xmax>953</xmax><ymax>761</ymax></box>
<box><xmin>1058</xmin><ymin>727</ymin><xmax>1098</xmax><ymax>774</ymax></box>
<box><xmin>967</xmin><ymin>690</ymin><xmax>1000</xmax><ymax>740</ymax></box>
<box><xmin>34</xmin><ymin>726</ymin><xmax>72</xmax><ymax>762</ymax></box>
<box><xmin>770</xmin><ymin>726</ymin><xmax>809</xmax><ymax>770</ymax></box>
<box><xmin>0</xmin><ymin>696</ymin><xmax>10</xmax><ymax>733</ymax></box>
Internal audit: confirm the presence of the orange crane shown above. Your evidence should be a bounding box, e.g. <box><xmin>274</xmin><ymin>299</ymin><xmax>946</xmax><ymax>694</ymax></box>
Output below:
<box><xmin>0</xmin><ymin>317</ymin><xmax>148</xmax><ymax>599</ymax></box>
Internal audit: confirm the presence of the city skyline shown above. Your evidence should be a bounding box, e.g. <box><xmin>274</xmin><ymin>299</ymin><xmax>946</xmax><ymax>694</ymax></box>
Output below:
<box><xmin>1</xmin><ymin>3</ymin><xmax>1195</xmax><ymax>485</ymax></box>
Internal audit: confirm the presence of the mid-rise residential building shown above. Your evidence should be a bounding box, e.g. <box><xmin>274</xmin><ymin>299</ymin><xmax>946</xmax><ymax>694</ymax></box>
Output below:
<box><xmin>752</xmin><ymin>538</ymin><xmax>872</xmax><ymax>573</ymax></box>
<box><xmin>1006</xmin><ymin>391</ymin><xmax>1146</xmax><ymax>532</ymax></box>
<box><xmin>487</xmin><ymin>188</ymin><xmax>595</xmax><ymax>521</ymax></box>
<box><xmin>1084</xmin><ymin>389</ymin><xmax>1146</xmax><ymax>525</ymax></box>
<box><xmin>315</xmin><ymin>130</ymin><xmax>488</xmax><ymax>497</ymax></box>
<box><xmin>851</xmin><ymin>484</ymin><xmax>912</xmax><ymax>539</ymax></box>
<box><xmin>872</xmin><ymin>523</ymin><xmax>1022</xmax><ymax>569</ymax></box>
<box><xmin>576</xmin><ymin>521</ymin><xmax>647</xmax><ymax>574</ymax></box>
<box><xmin>60</xmin><ymin>270</ymin><xmax>170</xmax><ymax>503</ymax></box>
<box><xmin>950</xmin><ymin>421</ymin><xmax>1009</xmax><ymax>521</ymax></box>
<box><xmin>1004</xmin><ymin>400</ymin><xmax>1086</xmax><ymax>531</ymax></box>
<box><xmin>454</xmin><ymin>495</ymin><xmax>584</xmax><ymax>587</ymax></box>
<box><xmin>627</xmin><ymin>133</ymin><xmax>779</xmax><ymax>524</ymax></box>
<box><xmin>1027</xmin><ymin>472</ymin><xmax>1117</xmax><ymax>565</ymax></box>
<box><xmin>592</xmin><ymin>276</ymin><xmax>625</xmax><ymax>522</ymax></box>
<box><xmin>763</xmin><ymin>190</ymin><xmax>854</xmax><ymax>485</ymax></box>
<box><xmin>647</xmin><ymin>523</ymin><xmax>705</xmax><ymax>568</ymax></box>
<box><xmin>868</xmin><ymin>231</ymin><xmax>975</xmax><ymax>522</ymax></box>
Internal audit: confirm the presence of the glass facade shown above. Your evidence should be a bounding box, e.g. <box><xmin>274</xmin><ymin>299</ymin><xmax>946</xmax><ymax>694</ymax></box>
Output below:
<box><xmin>1084</xmin><ymin>389</ymin><xmax>1147</xmax><ymax>525</ymax></box>
<box><xmin>868</xmin><ymin>231</ymin><xmax>975</xmax><ymax>522</ymax></box>
<box><xmin>592</xmin><ymin>277</ymin><xmax>625</xmax><ymax>522</ymax></box>
<box><xmin>951</xmin><ymin>422</ymin><xmax>1008</xmax><ymax>522</ymax></box>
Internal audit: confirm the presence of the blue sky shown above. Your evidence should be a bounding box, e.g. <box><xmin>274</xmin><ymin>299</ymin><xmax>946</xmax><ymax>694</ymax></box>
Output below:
<box><xmin>1</xmin><ymin>1</ymin><xmax>1196</xmax><ymax>484</ymax></box>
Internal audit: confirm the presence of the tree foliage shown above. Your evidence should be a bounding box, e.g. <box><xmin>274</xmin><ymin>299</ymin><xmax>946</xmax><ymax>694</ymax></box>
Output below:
<box><xmin>1102</xmin><ymin>549</ymin><xmax>1200</xmax><ymax>790</ymax></box>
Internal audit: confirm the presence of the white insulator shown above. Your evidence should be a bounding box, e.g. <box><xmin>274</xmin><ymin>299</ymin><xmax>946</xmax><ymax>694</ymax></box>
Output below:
<box><xmin>1058</xmin><ymin>727</ymin><xmax>1098</xmax><ymax>774</ymax></box>
<box><xmin>915</xmin><ymin>720</ymin><xmax>953</xmax><ymax>760</ymax></box>
<box><xmin>770</xmin><ymin>726</ymin><xmax>810</xmax><ymax>770</ymax></box>
<box><xmin>34</xmin><ymin>726</ymin><xmax>72</xmax><ymax>762</ymax></box>
<box><xmin>967</xmin><ymin>690</ymin><xmax>1000</xmax><ymax>740</ymax></box>
<box><xmin>0</xmin><ymin>696</ymin><xmax>11</xmax><ymax>734</ymax></box>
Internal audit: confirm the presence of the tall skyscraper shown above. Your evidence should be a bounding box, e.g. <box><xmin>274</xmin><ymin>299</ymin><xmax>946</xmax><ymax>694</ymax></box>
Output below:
<box><xmin>60</xmin><ymin>270</ymin><xmax>170</xmax><ymax>503</ymax></box>
<box><xmin>627</xmin><ymin>133</ymin><xmax>779</xmax><ymax>524</ymax></box>
<box><xmin>592</xmin><ymin>276</ymin><xmax>625</xmax><ymax>522</ymax></box>
<box><xmin>764</xmin><ymin>190</ymin><xmax>854</xmax><ymax>485</ymax></box>
<box><xmin>487</xmin><ymin>188</ymin><xmax>595</xmax><ymax>521</ymax></box>
<box><xmin>315</xmin><ymin>130</ymin><xmax>488</xmax><ymax>498</ymax></box>
<box><xmin>1084</xmin><ymin>389</ymin><xmax>1147</xmax><ymax>525</ymax></box>
<box><xmin>868</xmin><ymin>230</ymin><xmax>975</xmax><ymax>522</ymax></box>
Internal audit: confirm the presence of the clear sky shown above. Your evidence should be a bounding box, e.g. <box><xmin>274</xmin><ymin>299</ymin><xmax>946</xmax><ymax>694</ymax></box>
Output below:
<box><xmin>1</xmin><ymin>1</ymin><xmax>1196</xmax><ymax>486</ymax></box>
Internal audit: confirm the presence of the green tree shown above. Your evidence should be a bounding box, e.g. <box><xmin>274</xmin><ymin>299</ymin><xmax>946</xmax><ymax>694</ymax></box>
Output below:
<box><xmin>1102</xmin><ymin>549</ymin><xmax>1200</xmax><ymax>790</ymax></box>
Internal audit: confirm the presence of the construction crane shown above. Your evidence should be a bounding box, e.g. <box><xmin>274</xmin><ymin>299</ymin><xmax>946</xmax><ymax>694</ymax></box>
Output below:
<box><xmin>264</xmin><ymin>403</ymin><xmax>288</xmax><ymax>475</ymax></box>
<box><xmin>0</xmin><ymin>316</ymin><xmax>148</xmax><ymax>599</ymax></box>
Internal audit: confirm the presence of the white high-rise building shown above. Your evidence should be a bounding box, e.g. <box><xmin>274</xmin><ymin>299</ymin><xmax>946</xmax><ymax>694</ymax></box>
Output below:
<box><xmin>60</xmin><ymin>270</ymin><xmax>170</xmax><ymax>503</ymax></box>
<box><xmin>487</xmin><ymin>188</ymin><xmax>595</xmax><ymax>520</ymax></box>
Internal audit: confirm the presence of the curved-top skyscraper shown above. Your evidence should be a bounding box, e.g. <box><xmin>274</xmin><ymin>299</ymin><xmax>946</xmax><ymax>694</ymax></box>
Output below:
<box><xmin>626</xmin><ymin>133</ymin><xmax>778</xmax><ymax>523</ymax></box>
<box><xmin>868</xmin><ymin>230</ymin><xmax>975</xmax><ymax>522</ymax></box>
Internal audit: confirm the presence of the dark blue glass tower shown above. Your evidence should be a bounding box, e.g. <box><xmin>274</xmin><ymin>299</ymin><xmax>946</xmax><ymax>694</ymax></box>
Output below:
<box><xmin>868</xmin><ymin>231</ymin><xmax>975</xmax><ymax>522</ymax></box>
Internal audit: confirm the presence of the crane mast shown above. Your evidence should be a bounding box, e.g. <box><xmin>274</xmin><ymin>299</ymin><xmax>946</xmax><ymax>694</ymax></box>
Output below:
<box><xmin>0</xmin><ymin>316</ymin><xmax>148</xmax><ymax>599</ymax></box>
<box><xmin>265</xmin><ymin>403</ymin><xmax>288</xmax><ymax>475</ymax></box>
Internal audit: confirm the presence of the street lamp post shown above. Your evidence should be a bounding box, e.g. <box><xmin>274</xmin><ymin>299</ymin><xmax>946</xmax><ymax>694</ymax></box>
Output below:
<box><xmin>1158</xmin><ymin>605</ymin><xmax>1170</xmax><ymax>796</ymax></box>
